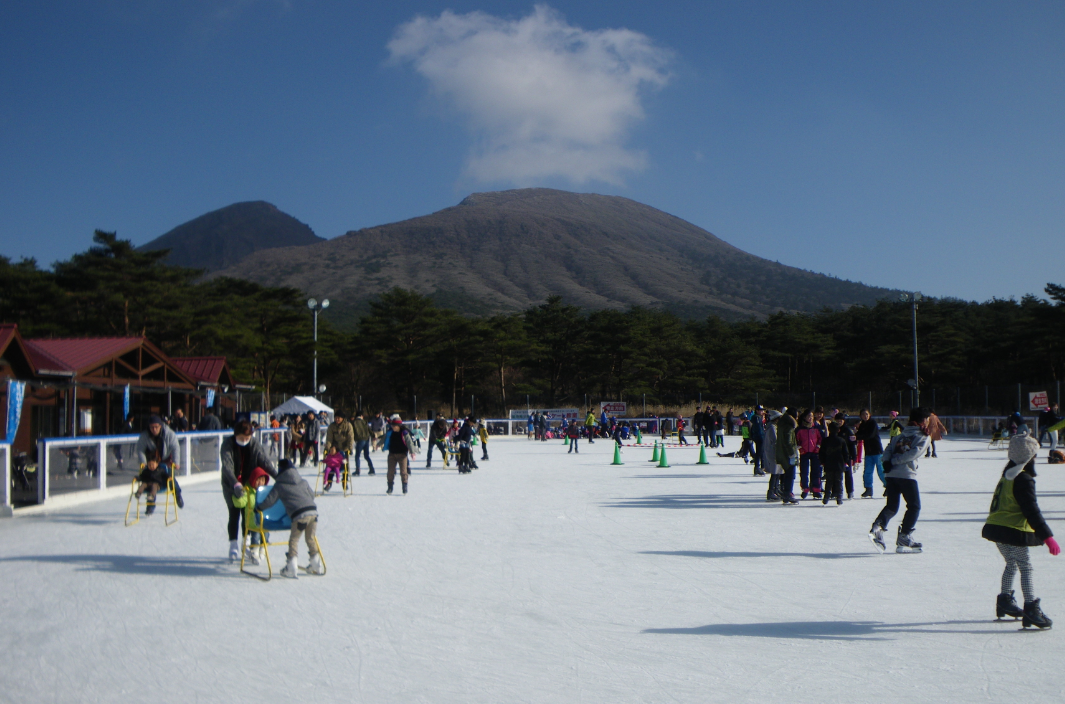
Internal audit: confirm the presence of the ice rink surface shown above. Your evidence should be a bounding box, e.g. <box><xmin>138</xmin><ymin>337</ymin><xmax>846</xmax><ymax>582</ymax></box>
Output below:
<box><xmin>1</xmin><ymin>435</ymin><xmax>1063</xmax><ymax>703</ymax></box>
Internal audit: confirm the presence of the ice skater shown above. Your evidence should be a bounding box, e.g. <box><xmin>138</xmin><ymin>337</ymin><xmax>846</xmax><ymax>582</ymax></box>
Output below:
<box><xmin>321</xmin><ymin>446</ymin><xmax>344</xmax><ymax>492</ymax></box>
<box><xmin>982</xmin><ymin>434</ymin><xmax>1059</xmax><ymax>628</ymax></box>
<box><xmin>567</xmin><ymin>419</ymin><xmax>581</xmax><ymax>453</ymax></box>
<box><xmin>819</xmin><ymin>422</ymin><xmax>851</xmax><ymax>505</ymax></box>
<box><xmin>257</xmin><ymin>460</ymin><xmax>322</xmax><ymax>579</ymax></box>
<box><xmin>869</xmin><ymin>407</ymin><xmax>931</xmax><ymax>553</ymax></box>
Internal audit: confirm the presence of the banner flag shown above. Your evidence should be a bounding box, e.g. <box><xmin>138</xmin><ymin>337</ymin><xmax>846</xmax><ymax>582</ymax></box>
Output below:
<box><xmin>6</xmin><ymin>380</ymin><xmax>26</xmax><ymax>441</ymax></box>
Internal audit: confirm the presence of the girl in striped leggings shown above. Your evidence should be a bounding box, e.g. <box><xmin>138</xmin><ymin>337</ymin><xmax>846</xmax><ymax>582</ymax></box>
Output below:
<box><xmin>982</xmin><ymin>434</ymin><xmax>1060</xmax><ymax>629</ymax></box>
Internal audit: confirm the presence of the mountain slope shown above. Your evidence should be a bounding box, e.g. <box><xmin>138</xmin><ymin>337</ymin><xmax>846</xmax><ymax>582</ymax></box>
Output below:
<box><xmin>139</xmin><ymin>201</ymin><xmax>323</xmax><ymax>271</ymax></box>
<box><xmin>213</xmin><ymin>189</ymin><xmax>897</xmax><ymax>322</ymax></box>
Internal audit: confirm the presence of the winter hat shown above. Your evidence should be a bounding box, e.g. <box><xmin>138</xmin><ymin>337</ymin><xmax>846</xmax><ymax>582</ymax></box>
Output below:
<box><xmin>247</xmin><ymin>466</ymin><xmax>271</xmax><ymax>486</ymax></box>
<box><xmin>390</xmin><ymin>414</ymin><xmax>402</xmax><ymax>422</ymax></box>
<box><xmin>889</xmin><ymin>411</ymin><xmax>899</xmax><ymax>418</ymax></box>
<box><xmin>1008</xmin><ymin>434</ymin><xmax>1039</xmax><ymax>467</ymax></box>
<box><xmin>767</xmin><ymin>410</ymin><xmax>782</xmax><ymax>420</ymax></box>
<box><xmin>149</xmin><ymin>414</ymin><xmax>164</xmax><ymax>426</ymax></box>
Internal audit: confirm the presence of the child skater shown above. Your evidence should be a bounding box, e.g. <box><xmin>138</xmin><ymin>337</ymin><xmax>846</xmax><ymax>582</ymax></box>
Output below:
<box><xmin>231</xmin><ymin>466</ymin><xmax>272</xmax><ymax>565</ymax></box>
<box><xmin>258</xmin><ymin>459</ymin><xmax>322</xmax><ymax>579</ymax></box>
<box><xmin>982</xmin><ymin>434</ymin><xmax>1059</xmax><ymax>628</ymax></box>
<box><xmin>322</xmin><ymin>446</ymin><xmax>344</xmax><ymax>492</ymax></box>
<box><xmin>818</xmin><ymin>422</ymin><xmax>852</xmax><ymax>506</ymax></box>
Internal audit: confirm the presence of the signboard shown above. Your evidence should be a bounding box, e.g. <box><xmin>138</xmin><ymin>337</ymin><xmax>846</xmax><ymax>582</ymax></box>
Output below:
<box><xmin>1029</xmin><ymin>391</ymin><xmax>1049</xmax><ymax>411</ymax></box>
<box><xmin>600</xmin><ymin>402</ymin><xmax>627</xmax><ymax>415</ymax></box>
<box><xmin>509</xmin><ymin>408</ymin><xmax>580</xmax><ymax>421</ymax></box>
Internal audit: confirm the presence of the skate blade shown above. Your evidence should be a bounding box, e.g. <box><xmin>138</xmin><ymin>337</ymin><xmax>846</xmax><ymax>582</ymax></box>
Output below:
<box><xmin>895</xmin><ymin>546</ymin><xmax>923</xmax><ymax>554</ymax></box>
<box><xmin>868</xmin><ymin>533</ymin><xmax>886</xmax><ymax>554</ymax></box>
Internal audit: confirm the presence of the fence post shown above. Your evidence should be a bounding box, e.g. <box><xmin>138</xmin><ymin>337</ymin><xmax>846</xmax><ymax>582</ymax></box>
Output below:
<box><xmin>184</xmin><ymin>436</ymin><xmax>192</xmax><ymax>476</ymax></box>
<box><xmin>868</xmin><ymin>391</ymin><xmax>872</xmax><ymax>413</ymax></box>
<box><xmin>98</xmin><ymin>440</ymin><xmax>106</xmax><ymax>491</ymax></box>
<box><xmin>1018</xmin><ymin>383</ymin><xmax>1022</xmax><ymax>412</ymax></box>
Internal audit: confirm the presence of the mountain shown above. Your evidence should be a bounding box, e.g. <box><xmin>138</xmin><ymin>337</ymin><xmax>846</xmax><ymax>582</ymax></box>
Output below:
<box><xmin>139</xmin><ymin>201</ymin><xmax>323</xmax><ymax>271</ymax></box>
<box><xmin>212</xmin><ymin>188</ymin><xmax>897</xmax><ymax>324</ymax></box>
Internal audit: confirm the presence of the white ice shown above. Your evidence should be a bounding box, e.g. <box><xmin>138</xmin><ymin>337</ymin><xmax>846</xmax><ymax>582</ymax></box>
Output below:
<box><xmin>1</xmin><ymin>436</ymin><xmax>1063</xmax><ymax>703</ymax></box>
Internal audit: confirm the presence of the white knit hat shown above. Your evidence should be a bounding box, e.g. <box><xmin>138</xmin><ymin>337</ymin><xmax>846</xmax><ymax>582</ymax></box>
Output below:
<box><xmin>1008</xmin><ymin>433</ymin><xmax>1039</xmax><ymax>467</ymax></box>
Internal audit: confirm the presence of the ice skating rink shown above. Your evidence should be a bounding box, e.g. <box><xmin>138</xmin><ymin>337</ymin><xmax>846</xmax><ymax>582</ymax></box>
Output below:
<box><xmin>1</xmin><ymin>436</ymin><xmax>1063</xmax><ymax>703</ymax></box>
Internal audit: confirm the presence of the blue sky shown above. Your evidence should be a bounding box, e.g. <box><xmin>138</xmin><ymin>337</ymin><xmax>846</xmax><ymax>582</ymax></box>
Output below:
<box><xmin>1</xmin><ymin>1</ymin><xmax>1062</xmax><ymax>302</ymax></box>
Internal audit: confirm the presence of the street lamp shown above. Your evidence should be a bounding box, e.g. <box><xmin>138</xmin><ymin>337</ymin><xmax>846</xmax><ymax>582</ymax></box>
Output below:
<box><xmin>900</xmin><ymin>292</ymin><xmax>922</xmax><ymax>408</ymax></box>
<box><xmin>307</xmin><ymin>298</ymin><xmax>330</xmax><ymax>398</ymax></box>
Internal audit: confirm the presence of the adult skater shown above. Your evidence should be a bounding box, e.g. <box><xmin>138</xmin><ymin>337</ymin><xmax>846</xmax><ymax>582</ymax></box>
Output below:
<box><xmin>426</xmin><ymin>414</ymin><xmax>449</xmax><ymax>467</ymax></box>
<box><xmin>775</xmin><ymin>408</ymin><xmax>800</xmax><ymax>505</ymax></box>
<box><xmin>763</xmin><ymin>410</ymin><xmax>781</xmax><ymax>501</ymax></box>
<box><xmin>982</xmin><ymin>434</ymin><xmax>1059</xmax><ymax>628</ymax></box>
<box><xmin>383</xmin><ymin>416</ymin><xmax>416</xmax><ymax>493</ymax></box>
<box><xmin>351</xmin><ymin>410</ymin><xmax>375</xmax><ymax>475</ymax></box>
<box><xmin>869</xmin><ymin>407</ymin><xmax>931</xmax><ymax>553</ymax></box>
<box><xmin>220</xmin><ymin>420</ymin><xmax>277</xmax><ymax>561</ymax></box>
<box><xmin>854</xmin><ymin>409</ymin><xmax>884</xmax><ymax>498</ymax></box>
<box><xmin>134</xmin><ymin>415</ymin><xmax>183</xmax><ymax>515</ymax></box>
<box><xmin>1038</xmin><ymin>403</ymin><xmax>1060</xmax><ymax>451</ymax></box>
<box><xmin>749</xmin><ymin>406</ymin><xmax>766</xmax><ymax>476</ymax></box>
<box><xmin>796</xmin><ymin>409</ymin><xmax>823</xmax><ymax>500</ymax></box>
<box><xmin>324</xmin><ymin>411</ymin><xmax>354</xmax><ymax>481</ymax></box>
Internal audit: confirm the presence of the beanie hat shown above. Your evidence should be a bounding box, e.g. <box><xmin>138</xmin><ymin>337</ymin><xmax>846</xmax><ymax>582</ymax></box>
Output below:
<box><xmin>1008</xmin><ymin>434</ymin><xmax>1039</xmax><ymax>468</ymax></box>
<box><xmin>149</xmin><ymin>414</ymin><xmax>164</xmax><ymax>426</ymax></box>
<box><xmin>889</xmin><ymin>411</ymin><xmax>899</xmax><ymax>418</ymax></box>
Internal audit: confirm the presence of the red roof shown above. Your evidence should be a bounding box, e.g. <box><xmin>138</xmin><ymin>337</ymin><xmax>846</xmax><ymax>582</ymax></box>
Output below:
<box><xmin>24</xmin><ymin>337</ymin><xmax>142</xmax><ymax>374</ymax></box>
<box><xmin>172</xmin><ymin>356</ymin><xmax>228</xmax><ymax>384</ymax></box>
<box><xmin>0</xmin><ymin>324</ymin><xmax>17</xmax><ymax>355</ymax></box>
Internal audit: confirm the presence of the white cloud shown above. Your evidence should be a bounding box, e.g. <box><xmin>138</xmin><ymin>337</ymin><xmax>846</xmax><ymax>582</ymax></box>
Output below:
<box><xmin>388</xmin><ymin>5</ymin><xmax>671</xmax><ymax>185</ymax></box>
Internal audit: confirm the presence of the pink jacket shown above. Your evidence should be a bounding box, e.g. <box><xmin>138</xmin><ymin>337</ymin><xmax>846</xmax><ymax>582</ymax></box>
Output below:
<box><xmin>796</xmin><ymin>427</ymin><xmax>822</xmax><ymax>455</ymax></box>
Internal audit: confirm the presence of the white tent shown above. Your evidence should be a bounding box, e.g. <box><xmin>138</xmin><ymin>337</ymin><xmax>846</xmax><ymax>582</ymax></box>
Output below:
<box><xmin>270</xmin><ymin>396</ymin><xmax>334</xmax><ymax>419</ymax></box>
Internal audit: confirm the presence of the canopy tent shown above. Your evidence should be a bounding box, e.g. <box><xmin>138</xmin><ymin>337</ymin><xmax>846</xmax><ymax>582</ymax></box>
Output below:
<box><xmin>270</xmin><ymin>396</ymin><xmax>333</xmax><ymax>419</ymax></box>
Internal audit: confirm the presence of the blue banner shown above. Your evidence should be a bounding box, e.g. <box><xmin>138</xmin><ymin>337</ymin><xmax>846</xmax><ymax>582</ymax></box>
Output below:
<box><xmin>123</xmin><ymin>384</ymin><xmax>130</xmax><ymax>420</ymax></box>
<box><xmin>6</xmin><ymin>380</ymin><xmax>25</xmax><ymax>441</ymax></box>
<box><xmin>206</xmin><ymin>388</ymin><xmax>216</xmax><ymax>408</ymax></box>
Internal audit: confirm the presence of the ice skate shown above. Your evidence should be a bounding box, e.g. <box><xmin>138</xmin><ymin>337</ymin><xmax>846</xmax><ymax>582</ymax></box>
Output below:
<box><xmin>244</xmin><ymin>547</ymin><xmax>261</xmax><ymax>565</ymax></box>
<box><xmin>228</xmin><ymin>539</ymin><xmax>240</xmax><ymax>563</ymax></box>
<box><xmin>402</xmin><ymin>482</ymin><xmax>408</xmax><ymax>494</ymax></box>
<box><xmin>144</xmin><ymin>504</ymin><xmax>155</xmax><ymax>516</ymax></box>
<box><xmin>861</xmin><ymin>488</ymin><xmax>873</xmax><ymax>498</ymax></box>
<box><xmin>782</xmin><ymin>496</ymin><xmax>799</xmax><ymax>505</ymax></box>
<box><xmin>1023</xmin><ymin>599</ymin><xmax>1052</xmax><ymax>629</ymax></box>
<box><xmin>387</xmin><ymin>482</ymin><xmax>393</xmax><ymax>494</ymax></box>
<box><xmin>895</xmin><ymin>528</ymin><xmax>922</xmax><ymax>553</ymax></box>
<box><xmin>869</xmin><ymin>524</ymin><xmax>886</xmax><ymax>553</ymax></box>
<box><xmin>307</xmin><ymin>553</ymin><xmax>324</xmax><ymax>575</ymax></box>
<box><xmin>280</xmin><ymin>556</ymin><xmax>298</xmax><ymax>579</ymax></box>
<box><xmin>324</xmin><ymin>480</ymin><xmax>332</xmax><ymax>493</ymax></box>
<box><xmin>996</xmin><ymin>591</ymin><xmax>1023</xmax><ymax>620</ymax></box>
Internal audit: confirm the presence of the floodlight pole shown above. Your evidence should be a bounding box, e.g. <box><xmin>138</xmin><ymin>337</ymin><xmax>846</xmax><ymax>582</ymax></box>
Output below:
<box><xmin>307</xmin><ymin>298</ymin><xmax>330</xmax><ymax>399</ymax></box>
<box><xmin>911</xmin><ymin>295</ymin><xmax>920</xmax><ymax>408</ymax></box>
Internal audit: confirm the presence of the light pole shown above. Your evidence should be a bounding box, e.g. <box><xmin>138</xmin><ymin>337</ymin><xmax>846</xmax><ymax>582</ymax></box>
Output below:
<box><xmin>307</xmin><ymin>298</ymin><xmax>329</xmax><ymax>398</ymax></box>
<box><xmin>900</xmin><ymin>292</ymin><xmax>922</xmax><ymax>408</ymax></box>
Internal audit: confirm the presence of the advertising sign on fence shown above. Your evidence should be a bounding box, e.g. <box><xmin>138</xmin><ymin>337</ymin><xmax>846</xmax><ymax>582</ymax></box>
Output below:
<box><xmin>1029</xmin><ymin>391</ymin><xmax>1049</xmax><ymax>411</ymax></box>
<box><xmin>509</xmin><ymin>409</ymin><xmax>580</xmax><ymax>421</ymax></box>
<box><xmin>600</xmin><ymin>402</ymin><xmax>627</xmax><ymax>415</ymax></box>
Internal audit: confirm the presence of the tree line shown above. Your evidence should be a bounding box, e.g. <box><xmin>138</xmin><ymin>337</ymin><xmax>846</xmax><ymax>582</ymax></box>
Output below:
<box><xmin>3</xmin><ymin>232</ymin><xmax>1063</xmax><ymax>416</ymax></box>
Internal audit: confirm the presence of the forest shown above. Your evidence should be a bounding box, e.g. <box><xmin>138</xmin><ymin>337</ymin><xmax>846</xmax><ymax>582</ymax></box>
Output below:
<box><xmin>2</xmin><ymin>232</ymin><xmax>1063</xmax><ymax>417</ymax></box>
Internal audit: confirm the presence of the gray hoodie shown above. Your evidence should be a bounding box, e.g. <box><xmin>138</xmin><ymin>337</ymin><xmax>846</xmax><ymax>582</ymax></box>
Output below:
<box><xmin>882</xmin><ymin>425</ymin><xmax>931</xmax><ymax>480</ymax></box>
<box><xmin>763</xmin><ymin>411</ymin><xmax>781</xmax><ymax>474</ymax></box>
<box><xmin>136</xmin><ymin>424</ymin><xmax>181</xmax><ymax>466</ymax></box>
<box><xmin>258</xmin><ymin>465</ymin><xmax>318</xmax><ymax>522</ymax></box>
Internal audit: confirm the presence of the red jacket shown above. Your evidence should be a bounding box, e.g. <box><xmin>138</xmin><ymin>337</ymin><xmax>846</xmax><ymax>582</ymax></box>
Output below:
<box><xmin>796</xmin><ymin>427</ymin><xmax>822</xmax><ymax>455</ymax></box>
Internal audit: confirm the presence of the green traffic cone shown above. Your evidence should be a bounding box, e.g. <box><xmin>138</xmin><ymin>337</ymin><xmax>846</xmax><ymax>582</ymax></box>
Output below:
<box><xmin>649</xmin><ymin>440</ymin><xmax>660</xmax><ymax>462</ymax></box>
<box><xmin>564</xmin><ymin>436</ymin><xmax>570</xmax><ymax>446</ymax></box>
<box><xmin>611</xmin><ymin>443</ymin><xmax>624</xmax><ymax>465</ymax></box>
<box><xmin>696</xmin><ymin>442</ymin><xmax>709</xmax><ymax>465</ymax></box>
<box><xmin>657</xmin><ymin>444</ymin><xmax>670</xmax><ymax>468</ymax></box>
<box><xmin>635</xmin><ymin>428</ymin><xmax>643</xmax><ymax>444</ymax></box>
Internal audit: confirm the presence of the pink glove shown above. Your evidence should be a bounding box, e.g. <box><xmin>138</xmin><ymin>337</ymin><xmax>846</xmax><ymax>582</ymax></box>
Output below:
<box><xmin>1046</xmin><ymin>537</ymin><xmax>1060</xmax><ymax>556</ymax></box>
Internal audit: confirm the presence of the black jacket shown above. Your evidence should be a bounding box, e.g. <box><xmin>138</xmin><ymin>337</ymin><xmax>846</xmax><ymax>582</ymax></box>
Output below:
<box><xmin>818</xmin><ymin>435</ymin><xmax>852</xmax><ymax>474</ymax></box>
<box><xmin>854</xmin><ymin>419</ymin><xmax>883</xmax><ymax>455</ymax></box>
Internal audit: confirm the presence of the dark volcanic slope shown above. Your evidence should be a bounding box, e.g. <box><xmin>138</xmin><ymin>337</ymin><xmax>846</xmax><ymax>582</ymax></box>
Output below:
<box><xmin>139</xmin><ymin>201</ymin><xmax>323</xmax><ymax>271</ymax></box>
<box><xmin>214</xmin><ymin>189</ymin><xmax>896</xmax><ymax>320</ymax></box>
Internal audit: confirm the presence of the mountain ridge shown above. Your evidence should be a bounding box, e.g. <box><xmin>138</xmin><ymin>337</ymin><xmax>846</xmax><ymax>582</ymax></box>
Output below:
<box><xmin>209</xmin><ymin>188</ymin><xmax>898</xmax><ymax>325</ymax></box>
<box><xmin>138</xmin><ymin>200</ymin><xmax>324</xmax><ymax>271</ymax></box>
